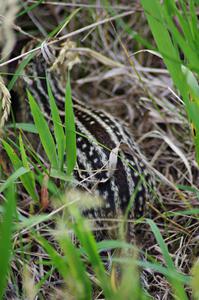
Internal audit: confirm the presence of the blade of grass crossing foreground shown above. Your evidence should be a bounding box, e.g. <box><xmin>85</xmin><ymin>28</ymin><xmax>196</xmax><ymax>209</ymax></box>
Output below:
<box><xmin>2</xmin><ymin>140</ymin><xmax>38</xmax><ymax>201</ymax></box>
<box><xmin>136</xmin><ymin>259</ymin><xmax>190</xmax><ymax>284</ymax></box>
<box><xmin>141</xmin><ymin>0</ymin><xmax>188</xmax><ymax>102</ymax></box>
<box><xmin>147</xmin><ymin>219</ymin><xmax>188</xmax><ymax>300</ymax></box>
<box><xmin>69</xmin><ymin>205</ymin><xmax>113</xmax><ymax>299</ymax></box>
<box><xmin>162</xmin><ymin>3</ymin><xmax>199</xmax><ymax>67</ymax></box>
<box><xmin>191</xmin><ymin>259</ymin><xmax>199</xmax><ymax>299</ymax></box>
<box><xmin>0</xmin><ymin>167</ymin><xmax>29</xmax><ymax>194</ymax></box>
<box><xmin>59</xmin><ymin>235</ymin><xmax>92</xmax><ymax>300</ymax></box>
<box><xmin>17</xmin><ymin>0</ymin><xmax>44</xmax><ymax>17</ymax></box>
<box><xmin>0</xmin><ymin>184</ymin><xmax>16</xmax><ymax>300</ymax></box>
<box><xmin>35</xmin><ymin>234</ymin><xmax>69</xmax><ymax>280</ymax></box>
<box><xmin>27</xmin><ymin>90</ymin><xmax>59</xmax><ymax>169</ymax></box>
<box><xmin>187</xmin><ymin>101</ymin><xmax>199</xmax><ymax>162</ymax></box>
<box><xmin>48</xmin><ymin>8</ymin><xmax>80</xmax><ymax>38</ymax></box>
<box><xmin>175</xmin><ymin>2</ymin><xmax>196</xmax><ymax>48</ymax></box>
<box><xmin>65</xmin><ymin>73</ymin><xmax>77</xmax><ymax>176</ymax></box>
<box><xmin>189</xmin><ymin>0</ymin><xmax>199</xmax><ymax>47</ymax></box>
<box><xmin>19</xmin><ymin>134</ymin><xmax>39</xmax><ymax>201</ymax></box>
<box><xmin>114</xmin><ymin>256</ymin><xmax>148</xmax><ymax>300</ymax></box>
<box><xmin>8</xmin><ymin>52</ymin><xmax>36</xmax><ymax>91</ymax></box>
<box><xmin>181</xmin><ymin>66</ymin><xmax>199</xmax><ymax>162</ymax></box>
<box><xmin>141</xmin><ymin>0</ymin><xmax>199</xmax><ymax>163</ymax></box>
<box><xmin>46</xmin><ymin>77</ymin><xmax>65</xmax><ymax>169</ymax></box>
<box><xmin>7</xmin><ymin>123</ymin><xmax>38</xmax><ymax>133</ymax></box>
<box><xmin>36</xmin><ymin>231</ymin><xmax>92</xmax><ymax>299</ymax></box>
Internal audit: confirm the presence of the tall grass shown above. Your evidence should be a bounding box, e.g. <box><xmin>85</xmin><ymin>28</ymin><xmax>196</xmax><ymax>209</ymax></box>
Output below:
<box><xmin>141</xmin><ymin>0</ymin><xmax>199</xmax><ymax>163</ymax></box>
<box><xmin>0</xmin><ymin>185</ymin><xmax>16</xmax><ymax>299</ymax></box>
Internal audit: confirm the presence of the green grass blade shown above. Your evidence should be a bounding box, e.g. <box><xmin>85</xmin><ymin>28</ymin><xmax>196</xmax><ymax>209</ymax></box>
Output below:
<box><xmin>147</xmin><ymin>219</ymin><xmax>188</xmax><ymax>300</ymax></box>
<box><xmin>68</xmin><ymin>205</ymin><xmax>113</xmax><ymax>299</ymax></box>
<box><xmin>35</xmin><ymin>234</ymin><xmax>68</xmax><ymax>279</ymax></box>
<box><xmin>147</xmin><ymin>219</ymin><xmax>175</xmax><ymax>270</ymax></box>
<box><xmin>2</xmin><ymin>140</ymin><xmax>39</xmax><ymax>201</ymax></box>
<box><xmin>189</xmin><ymin>0</ymin><xmax>199</xmax><ymax>45</ymax></box>
<box><xmin>46</xmin><ymin>77</ymin><xmax>65</xmax><ymax>170</ymax></box>
<box><xmin>140</xmin><ymin>261</ymin><xmax>190</xmax><ymax>285</ymax></box>
<box><xmin>114</xmin><ymin>253</ymin><xmax>147</xmax><ymax>300</ymax></box>
<box><xmin>7</xmin><ymin>123</ymin><xmax>38</xmax><ymax>133</ymax></box>
<box><xmin>0</xmin><ymin>184</ymin><xmax>16</xmax><ymax>300</ymax></box>
<box><xmin>19</xmin><ymin>134</ymin><xmax>39</xmax><ymax>201</ymax></box>
<box><xmin>181</xmin><ymin>66</ymin><xmax>199</xmax><ymax>100</ymax></box>
<box><xmin>141</xmin><ymin>0</ymin><xmax>188</xmax><ymax>101</ymax></box>
<box><xmin>65</xmin><ymin>73</ymin><xmax>77</xmax><ymax>176</ymax></box>
<box><xmin>27</xmin><ymin>89</ymin><xmax>59</xmax><ymax>169</ymax></box>
<box><xmin>2</xmin><ymin>139</ymin><xmax>21</xmax><ymax>169</ymax></box>
<box><xmin>141</xmin><ymin>0</ymin><xmax>199</xmax><ymax>165</ymax></box>
<box><xmin>181</xmin><ymin>66</ymin><xmax>199</xmax><ymax>162</ymax></box>
<box><xmin>48</xmin><ymin>8</ymin><xmax>80</xmax><ymax>38</ymax></box>
<box><xmin>162</xmin><ymin>4</ymin><xmax>199</xmax><ymax>67</ymax></box>
<box><xmin>191</xmin><ymin>259</ymin><xmax>199</xmax><ymax>300</ymax></box>
<box><xmin>187</xmin><ymin>102</ymin><xmax>199</xmax><ymax>163</ymax></box>
<box><xmin>8</xmin><ymin>53</ymin><xmax>36</xmax><ymax>91</ymax></box>
<box><xmin>0</xmin><ymin>167</ymin><xmax>28</xmax><ymax>194</ymax></box>
<box><xmin>17</xmin><ymin>0</ymin><xmax>44</xmax><ymax>17</ymax></box>
<box><xmin>59</xmin><ymin>235</ymin><xmax>92</xmax><ymax>300</ymax></box>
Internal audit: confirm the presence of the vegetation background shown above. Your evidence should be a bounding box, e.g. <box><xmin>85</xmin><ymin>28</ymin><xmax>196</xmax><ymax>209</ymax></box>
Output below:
<box><xmin>0</xmin><ymin>1</ymin><xmax>199</xmax><ymax>299</ymax></box>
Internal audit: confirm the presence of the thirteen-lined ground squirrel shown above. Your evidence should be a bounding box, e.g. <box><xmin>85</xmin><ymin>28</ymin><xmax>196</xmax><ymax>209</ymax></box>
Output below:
<box><xmin>14</xmin><ymin>41</ymin><xmax>155</xmax><ymax>238</ymax></box>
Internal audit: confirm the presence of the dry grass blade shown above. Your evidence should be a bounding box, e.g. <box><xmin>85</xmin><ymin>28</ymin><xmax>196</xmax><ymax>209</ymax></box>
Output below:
<box><xmin>139</xmin><ymin>130</ymin><xmax>193</xmax><ymax>183</ymax></box>
<box><xmin>23</xmin><ymin>265</ymin><xmax>37</xmax><ymax>300</ymax></box>
<box><xmin>69</xmin><ymin>47</ymin><xmax>123</xmax><ymax>68</ymax></box>
<box><xmin>108</xmin><ymin>143</ymin><xmax>120</xmax><ymax>178</ymax></box>
<box><xmin>0</xmin><ymin>76</ymin><xmax>11</xmax><ymax>127</ymax></box>
<box><xmin>0</xmin><ymin>0</ymin><xmax>19</xmax><ymax>60</ymax></box>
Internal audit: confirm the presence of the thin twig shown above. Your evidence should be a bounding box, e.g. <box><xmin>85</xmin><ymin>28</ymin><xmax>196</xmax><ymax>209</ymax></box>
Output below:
<box><xmin>28</xmin><ymin>0</ymin><xmax>138</xmax><ymax>11</ymax></box>
<box><xmin>0</xmin><ymin>10</ymin><xmax>135</xmax><ymax>68</ymax></box>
